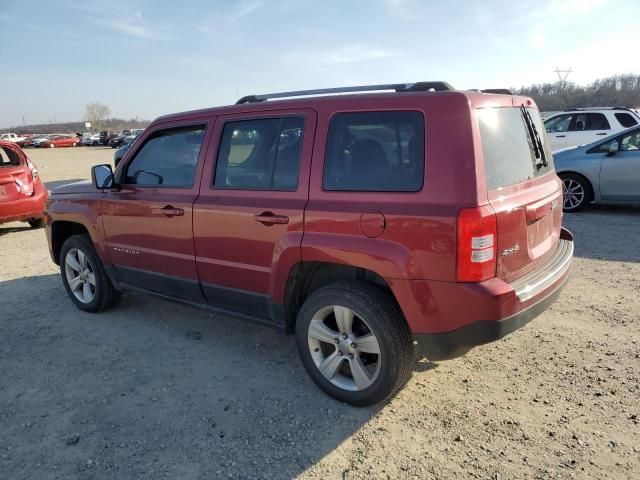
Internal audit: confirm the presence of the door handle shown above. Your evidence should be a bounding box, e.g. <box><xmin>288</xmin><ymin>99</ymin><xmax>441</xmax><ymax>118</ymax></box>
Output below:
<box><xmin>596</xmin><ymin>133</ymin><xmax>607</xmax><ymax>136</ymax></box>
<box><xmin>555</xmin><ymin>135</ymin><xmax>566</xmax><ymax>138</ymax></box>
<box><xmin>254</xmin><ymin>211</ymin><xmax>289</xmax><ymax>225</ymax></box>
<box><xmin>154</xmin><ymin>205</ymin><xmax>184</xmax><ymax>217</ymax></box>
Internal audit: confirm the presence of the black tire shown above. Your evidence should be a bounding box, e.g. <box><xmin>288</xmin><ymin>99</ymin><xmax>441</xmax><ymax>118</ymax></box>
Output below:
<box><xmin>560</xmin><ymin>173</ymin><xmax>592</xmax><ymax>213</ymax></box>
<box><xmin>295</xmin><ymin>281</ymin><xmax>414</xmax><ymax>406</ymax></box>
<box><xmin>59</xmin><ymin>234</ymin><xmax>121</xmax><ymax>313</ymax></box>
<box><xmin>27</xmin><ymin>217</ymin><xmax>44</xmax><ymax>228</ymax></box>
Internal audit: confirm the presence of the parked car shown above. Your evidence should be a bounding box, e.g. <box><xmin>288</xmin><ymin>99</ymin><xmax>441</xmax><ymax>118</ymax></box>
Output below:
<box><xmin>108</xmin><ymin>131</ymin><xmax>131</xmax><ymax>149</ymax></box>
<box><xmin>28</xmin><ymin>135</ymin><xmax>53</xmax><ymax>148</ymax></box>
<box><xmin>113</xmin><ymin>131</ymin><xmax>143</xmax><ymax>166</ymax></box>
<box><xmin>554</xmin><ymin>125</ymin><xmax>640</xmax><ymax>212</ymax></box>
<box><xmin>0</xmin><ymin>133</ymin><xmax>27</xmax><ymax>143</ymax></box>
<box><xmin>82</xmin><ymin>133</ymin><xmax>102</xmax><ymax>146</ymax></box>
<box><xmin>44</xmin><ymin>82</ymin><xmax>574</xmax><ymax>406</ymax></box>
<box><xmin>40</xmin><ymin>134</ymin><xmax>81</xmax><ymax>148</ymax></box>
<box><xmin>16</xmin><ymin>134</ymin><xmax>37</xmax><ymax>148</ymax></box>
<box><xmin>544</xmin><ymin>107</ymin><xmax>640</xmax><ymax>152</ymax></box>
<box><xmin>0</xmin><ymin>140</ymin><xmax>47</xmax><ymax>228</ymax></box>
<box><xmin>99</xmin><ymin>131</ymin><xmax>117</xmax><ymax>145</ymax></box>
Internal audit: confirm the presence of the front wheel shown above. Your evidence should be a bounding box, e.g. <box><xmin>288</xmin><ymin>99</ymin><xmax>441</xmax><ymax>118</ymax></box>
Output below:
<box><xmin>561</xmin><ymin>173</ymin><xmax>592</xmax><ymax>212</ymax></box>
<box><xmin>295</xmin><ymin>281</ymin><xmax>414</xmax><ymax>406</ymax></box>
<box><xmin>60</xmin><ymin>234</ymin><xmax>121</xmax><ymax>312</ymax></box>
<box><xmin>72</xmin><ymin>142</ymin><xmax>78</xmax><ymax>147</ymax></box>
<box><xmin>49</xmin><ymin>143</ymin><xmax>55</xmax><ymax>148</ymax></box>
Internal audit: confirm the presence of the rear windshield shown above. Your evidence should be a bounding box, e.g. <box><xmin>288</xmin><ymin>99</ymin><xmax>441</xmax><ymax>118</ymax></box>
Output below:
<box><xmin>477</xmin><ymin>107</ymin><xmax>554</xmax><ymax>190</ymax></box>
<box><xmin>0</xmin><ymin>147</ymin><xmax>21</xmax><ymax>167</ymax></box>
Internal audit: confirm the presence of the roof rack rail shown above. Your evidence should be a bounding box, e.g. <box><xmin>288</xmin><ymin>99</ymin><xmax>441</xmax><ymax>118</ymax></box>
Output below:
<box><xmin>481</xmin><ymin>88</ymin><xmax>513</xmax><ymax>95</ymax></box>
<box><xmin>468</xmin><ymin>88</ymin><xmax>513</xmax><ymax>95</ymax></box>
<box><xmin>235</xmin><ymin>81</ymin><xmax>455</xmax><ymax>104</ymax></box>
<box><xmin>565</xmin><ymin>106</ymin><xmax>632</xmax><ymax>111</ymax></box>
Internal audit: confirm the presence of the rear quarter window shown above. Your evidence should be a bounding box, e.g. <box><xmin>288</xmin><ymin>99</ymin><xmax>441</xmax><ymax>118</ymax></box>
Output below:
<box><xmin>477</xmin><ymin>107</ymin><xmax>554</xmax><ymax>190</ymax></box>
<box><xmin>615</xmin><ymin>112</ymin><xmax>638</xmax><ymax>128</ymax></box>
<box><xmin>323</xmin><ymin>111</ymin><xmax>424</xmax><ymax>192</ymax></box>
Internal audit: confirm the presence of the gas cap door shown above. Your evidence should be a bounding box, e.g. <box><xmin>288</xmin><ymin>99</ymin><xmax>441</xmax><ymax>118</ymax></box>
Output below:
<box><xmin>359</xmin><ymin>209</ymin><xmax>386</xmax><ymax>238</ymax></box>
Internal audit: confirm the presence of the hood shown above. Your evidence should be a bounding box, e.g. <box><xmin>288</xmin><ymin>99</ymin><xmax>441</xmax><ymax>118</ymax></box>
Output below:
<box><xmin>553</xmin><ymin>145</ymin><xmax>581</xmax><ymax>155</ymax></box>
<box><xmin>51</xmin><ymin>180</ymin><xmax>96</xmax><ymax>195</ymax></box>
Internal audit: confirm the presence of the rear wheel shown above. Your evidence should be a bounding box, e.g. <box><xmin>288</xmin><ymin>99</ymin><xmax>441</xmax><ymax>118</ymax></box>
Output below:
<box><xmin>560</xmin><ymin>173</ymin><xmax>592</xmax><ymax>212</ymax></box>
<box><xmin>72</xmin><ymin>142</ymin><xmax>78</xmax><ymax>147</ymax></box>
<box><xmin>49</xmin><ymin>143</ymin><xmax>55</xmax><ymax>148</ymax></box>
<box><xmin>295</xmin><ymin>281</ymin><xmax>414</xmax><ymax>406</ymax></box>
<box><xmin>60</xmin><ymin>234</ymin><xmax>121</xmax><ymax>312</ymax></box>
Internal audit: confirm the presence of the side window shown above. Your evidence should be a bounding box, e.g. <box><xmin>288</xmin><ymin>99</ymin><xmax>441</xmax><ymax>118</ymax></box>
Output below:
<box><xmin>323</xmin><ymin>111</ymin><xmax>424</xmax><ymax>192</ymax></box>
<box><xmin>544</xmin><ymin>114</ymin><xmax>572</xmax><ymax>133</ymax></box>
<box><xmin>124</xmin><ymin>125</ymin><xmax>205</xmax><ymax>187</ymax></box>
<box><xmin>214</xmin><ymin>116</ymin><xmax>304</xmax><ymax>190</ymax></box>
<box><xmin>584</xmin><ymin>113</ymin><xmax>610</xmax><ymax>131</ymax></box>
<box><xmin>615</xmin><ymin>112</ymin><xmax>638</xmax><ymax>128</ymax></box>
<box><xmin>571</xmin><ymin>113</ymin><xmax>610</xmax><ymax>131</ymax></box>
<box><xmin>620</xmin><ymin>131</ymin><xmax>640</xmax><ymax>151</ymax></box>
<box><xmin>592</xmin><ymin>130</ymin><xmax>640</xmax><ymax>153</ymax></box>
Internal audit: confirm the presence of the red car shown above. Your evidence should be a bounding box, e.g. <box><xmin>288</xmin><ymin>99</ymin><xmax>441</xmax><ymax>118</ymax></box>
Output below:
<box><xmin>41</xmin><ymin>134</ymin><xmax>80</xmax><ymax>148</ymax></box>
<box><xmin>0</xmin><ymin>141</ymin><xmax>48</xmax><ymax>228</ymax></box>
<box><xmin>44</xmin><ymin>82</ymin><xmax>573</xmax><ymax>405</ymax></box>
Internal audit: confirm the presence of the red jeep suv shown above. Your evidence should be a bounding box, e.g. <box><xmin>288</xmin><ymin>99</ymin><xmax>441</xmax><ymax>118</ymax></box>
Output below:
<box><xmin>44</xmin><ymin>82</ymin><xmax>573</xmax><ymax>405</ymax></box>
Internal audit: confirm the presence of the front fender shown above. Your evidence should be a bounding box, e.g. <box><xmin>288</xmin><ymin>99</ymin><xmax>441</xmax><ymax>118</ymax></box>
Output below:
<box><xmin>46</xmin><ymin>196</ymin><xmax>108</xmax><ymax>264</ymax></box>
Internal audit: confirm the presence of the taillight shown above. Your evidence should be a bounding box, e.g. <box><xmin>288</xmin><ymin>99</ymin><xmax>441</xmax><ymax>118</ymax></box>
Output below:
<box><xmin>26</xmin><ymin>158</ymin><xmax>38</xmax><ymax>180</ymax></box>
<box><xmin>457</xmin><ymin>206</ymin><xmax>497</xmax><ymax>282</ymax></box>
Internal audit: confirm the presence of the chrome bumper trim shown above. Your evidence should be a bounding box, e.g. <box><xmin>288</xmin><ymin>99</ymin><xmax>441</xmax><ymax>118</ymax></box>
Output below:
<box><xmin>511</xmin><ymin>236</ymin><xmax>574</xmax><ymax>302</ymax></box>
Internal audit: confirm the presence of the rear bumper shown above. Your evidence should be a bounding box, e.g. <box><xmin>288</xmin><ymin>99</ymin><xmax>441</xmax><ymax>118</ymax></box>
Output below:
<box><xmin>0</xmin><ymin>183</ymin><xmax>47</xmax><ymax>224</ymax></box>
<box><xmin>398</xmin><ymin>228</ymin><xmax>574</xmax><ymax>361</ymax></box>
<box><xmin>413</xmin><ymin>268</ymin><xmax>569</xmax><ymax>360</ymax></box>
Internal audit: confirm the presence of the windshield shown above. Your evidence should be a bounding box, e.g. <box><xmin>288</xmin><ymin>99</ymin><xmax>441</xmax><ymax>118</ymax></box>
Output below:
<box><xmin>477</xmin><ymin>107</ymin><xmax>554</xmax><ymax>190</ymax></box>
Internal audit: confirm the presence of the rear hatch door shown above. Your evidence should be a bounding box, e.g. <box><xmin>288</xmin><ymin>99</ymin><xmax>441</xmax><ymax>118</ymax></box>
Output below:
<box><xmin>477</xmin><ymin>105</ymin><xmax>562</xmax><ymax>283</ymax></box>
<box><xmin>0</xmin><ymin>146</ymin><xmax>33</xmax><ymax>202</ymax></box>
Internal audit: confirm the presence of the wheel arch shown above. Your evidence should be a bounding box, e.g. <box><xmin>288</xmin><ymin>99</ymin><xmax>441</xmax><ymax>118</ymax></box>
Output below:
<box><xmin>50</xmin><ymin>221</ymin><xmax>91</xmax><ymax>265</ymax></box>
<box><xmin>282</xmin><ymin>261</ymin><xmax>400</xmax><ymax>333</ymax></box>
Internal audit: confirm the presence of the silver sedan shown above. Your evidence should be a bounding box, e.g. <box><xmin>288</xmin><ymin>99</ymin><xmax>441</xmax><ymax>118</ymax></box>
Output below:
<box><xmin>553</xmin><ymin>126</ymin><xmax>640</xmax><ymax>212</ymax></box>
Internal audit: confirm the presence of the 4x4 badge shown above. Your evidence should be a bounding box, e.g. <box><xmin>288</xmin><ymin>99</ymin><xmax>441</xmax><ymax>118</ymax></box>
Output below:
<box><xmin>501</xmin><ymin>244</ymin><xmax>520</xmax><ymax>257</ymax></box>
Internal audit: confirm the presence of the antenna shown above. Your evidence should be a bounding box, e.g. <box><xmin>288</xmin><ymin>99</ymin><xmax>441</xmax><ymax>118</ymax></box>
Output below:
<box><xmin>554</xmin><ymin>66</ymin><xmax>572</xmax><ymax>83</ymax></box>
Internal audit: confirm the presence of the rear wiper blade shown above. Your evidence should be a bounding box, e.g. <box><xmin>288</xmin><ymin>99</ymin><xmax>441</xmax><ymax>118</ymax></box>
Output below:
<box><xmin>520</xmin><ymin>106</ymin><xmax>548</xmax><ymax>169</ymax></box>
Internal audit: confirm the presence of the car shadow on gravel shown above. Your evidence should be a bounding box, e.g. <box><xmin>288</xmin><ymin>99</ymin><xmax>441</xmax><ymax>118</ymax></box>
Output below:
<box><xmin>0</xmin><ymin>273</ymin><xmax>392</xmax><ymax>479</ymax></box>
<box><xmin>563</xmin><ymin>204</ymin><xmax>640</xmax><ymax>263</ymax></box>
<box><xmin>0</xmin><ymin>225</ymin><xmax>34</xmax><ymax>236</ymax></box>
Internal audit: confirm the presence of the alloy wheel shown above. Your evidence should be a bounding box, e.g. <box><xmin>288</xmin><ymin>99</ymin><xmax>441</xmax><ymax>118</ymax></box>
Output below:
<box><xmin>562</xmin><ymin>178</ymin><xmax>585</xmax><ymax>210</ymax></box>
<box><xmin>64</xmin><ymin>248</ymin><xmax>96</xmax><ymax>304</ymax></box>
<box><xmin>307</xmin><ymin>305</ymin><xmax>382</xmax><ymax>391</ymax></box>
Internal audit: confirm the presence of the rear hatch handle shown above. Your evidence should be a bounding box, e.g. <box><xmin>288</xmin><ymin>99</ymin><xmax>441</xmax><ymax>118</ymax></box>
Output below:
<box><xmin>525</xmin><ymin>195</ymin><xmax>560</xmax><ymax>223</ymax></box>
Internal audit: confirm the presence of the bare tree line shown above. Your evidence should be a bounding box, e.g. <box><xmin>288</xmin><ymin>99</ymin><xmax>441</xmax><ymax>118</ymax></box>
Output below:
<box><xmin>514</xmin><ymin>74</ymin><xmax>640</xmax><ymax>111</ymax></box>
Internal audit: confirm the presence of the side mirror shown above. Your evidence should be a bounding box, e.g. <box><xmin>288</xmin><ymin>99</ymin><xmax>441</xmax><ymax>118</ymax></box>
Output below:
<box><xmin>608</xmin><ymin>141</ymin><xmax>619</xmax><ymax>155</ymax></box>
<box><xmin>91</xmin><ymin>164</ymin><xmax>114</xmax><ymax>189</ymax></box>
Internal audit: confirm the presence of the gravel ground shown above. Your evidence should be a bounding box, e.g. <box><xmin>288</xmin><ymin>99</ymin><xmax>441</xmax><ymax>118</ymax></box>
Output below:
<box><xmin>1</xmin><ymin>147</ymin><xmax>639</xmax><ymax>480</ymax></box>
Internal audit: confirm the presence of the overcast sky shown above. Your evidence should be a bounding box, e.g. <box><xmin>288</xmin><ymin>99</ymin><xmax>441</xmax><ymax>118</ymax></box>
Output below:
<box><xmin>0</xmin><ymin>0</ymin><xmax>637</xmax><ymax>127</ymax></box>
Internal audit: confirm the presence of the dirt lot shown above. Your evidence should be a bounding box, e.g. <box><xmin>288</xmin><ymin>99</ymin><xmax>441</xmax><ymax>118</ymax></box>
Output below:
<box><xmin>1</xmin><ymin>147</ymin><xmax>639</xmax><ymax>480</ymax></box>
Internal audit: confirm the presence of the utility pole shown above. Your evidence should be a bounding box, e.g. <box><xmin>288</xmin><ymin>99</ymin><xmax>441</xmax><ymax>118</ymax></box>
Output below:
<box><xmin>554</xmin><ymin>67</ymin><xmax>572</xmax><ymax>85</ymax></box>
